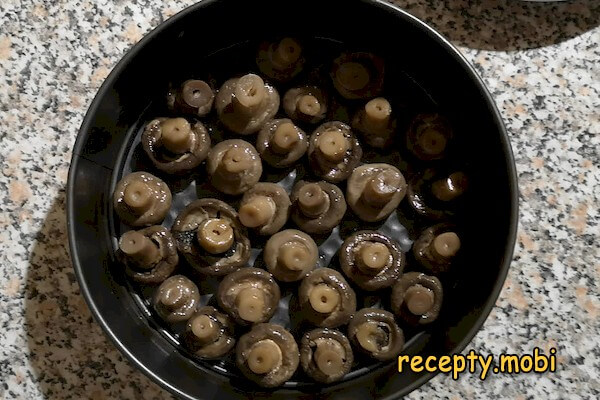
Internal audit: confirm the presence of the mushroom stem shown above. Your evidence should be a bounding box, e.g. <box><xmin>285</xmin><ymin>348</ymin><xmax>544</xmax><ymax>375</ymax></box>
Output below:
<box><xmin>160</xmin><ymin>285</ymin><xmax>187</xmax><ymax>310</ymax></box>
<box><xmin>314</xmin><ymin>341</ymin><xmax>344</xmax><ymax>376</ymax></box>
<box><xmin>271</xmin><ymin>122</ymin><xmax>300</xmax><ymax>154</ymax></box>
<box><xmin>297</xmin><ymin>183</ymin><xmax>330</xmax><ymax>218</ymax></box>
<box><xmin>404</xmin><ymin>284</ymin><xmax>435</xmax><ymax>316</ymax></box>
<box><xmin>239</xmin><ymin>196</ymin><xmax>276</xmax><ymax>229</ymax></box>
<box><xmin>236</xmin><ymin>287</ymin><xmax>266</xmax><ymax>322</ymax></box>
<box><xmin>197</xmin><ymin>218</ymin><xmax>234</xmax><ymax>254</ymax></box>
<box><xmin>221</xmin><ymin>147</ymin><xmax>253</xmax><ymax>174</ymax></box>
<box><xmin>309</xmin><ymin>284</ymin><xmax>340</xmax><ymax>314</ymax></box>
<box><xmin>361</xmin><ymin>169</ymin><xmax>402</xmax><ymax>206</ymax></box>
<box><xmin>123</xmin><ymin>180</ymin><xmax>154</xmax><ymax>214</ymax></box>
<box><xmin>160</xmin><ymin>118</ymin><xmax>192</xmax><ymax>154</ymax></box>
<box><xmin>233</xmin><ymin>74</ymin><xmax>266</xmax><ymax>115</ymax></box>
<box><xmin>190</xmin><ymin>314</ymin><xmax>220</xmax><ymax>344</ymax></box>
<box><xmin>335</xmin><ymin>62</ymin><xmax>370</xmax><ymax>91</ymax></box>
<box><xmin>354</xmin><ymin>321</ymin><xmax>382</xmax><ymax>353</ymax></box>
<box><xmin>432</xmin><ymin>232</ymin><xmax>461</xmax><ymax>258</ymax></box>
<box><xmin>272</xmin><ymin>37</ymin><xmax>301</xmax><ymax>69</ymax></box>
<box><xmin>364</xmin><ymin>98</ymin><xmax>391</xmax><ymax>130</ymax></box>
<box><xmin>357</xmin><ymin>242</ymin><xmax>390</xmax><ymax>273</ymax></box>
<box><xmin>247</xmin><ymin>339</ymin><xmax>283</xmax><ymax>374</ymax></box>
<box><xmin>278</xmin><ymin>242</ymin><xmax>311</xmax><ymax>271</ymax></box>
<box><xmin>181</xmin><ymin>80</ymin><xmax>213</xmax><ymax>109</ymax></box>
<box><xmin>317</xmin><ymin>130</ymin><xmax>349</xmax><ymax>162</ymax></box>
<box><xmin>431</xmin><ymin>172</ymin><xmax>468</xmax><ymax>202</ymax></box>
<box><xmin>119</xmin><ymin>230</ymin><xmax>160</xmax><ymax>268</ymax></box>
<box><xmin>298</xmin><ymin>95</ymin><xmax>321</xmax><ymax>117</ymax></box>
<box><xmin>417</xmin><ymin>127</ymin><xmax>447</xmax><ymax>156</ymax></box>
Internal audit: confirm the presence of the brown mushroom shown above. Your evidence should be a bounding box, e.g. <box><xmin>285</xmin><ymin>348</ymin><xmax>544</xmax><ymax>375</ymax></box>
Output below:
<box><xmin>256</xmin><ymin>37</ymin><xmax>305</xmax><ymax>82</ymax></box>
<box><xmin>407</xmin><ymin>168</ymin><xmax>468</xmax><ymax>219</ymax></box>
<box><xmin>299</xmin><ymin>267</ymin><xmax>356</xmax><ymax>328</ymax></box>
<box><xmin>215</xmin><ymin>73</ymin><xmax>279</xmax><ymax>135</ymax></box>
<box><xmin>346</xmin><ymin>163</ymin><xmax>407</xmax><ymax>222</ymax></box>
<box><xmin>142</xmin><ymin>117</ymin><xmax>211</xmax><ymax>174</ymax></box>
<box><xmin>117</xmin><ymin>225</ymin><xmax>178</xmax><ymax>284</ymax></box>
<box><xmin>152</xmin><ymin>274</ymin><xmax>200</xmax><ymax>323</ymax></box>
<box><xmin>300</xmin><ymin>328</ymin><xmax>353</xmax><ymax>383</ymax></box>
<box><xmin>256</xmin><ymin>119</ymin><xmax>308</xmax><ymax>168</ymax></box>
<box><xmin>391</xmin><ymin>272</ymin><xmax>443</xmax><ymax>325</ymax></box>
<box><xmin>339</xmin><ymin>231</ymin><xmax>405</xmax><ymax>291</ymax></box>
<box><xmin>283</xmin><ymin>86</ymin><xmax>327</xmax><ymax>124</ymax></box>
<box><xmin>290</xmin><ymin>180</ymin><xmax>346</xmax><ymax>234</ymax></box>
<box><xmin>347</xmin><ymin>308</ymin><xmax>404</xmax><ymax>361</ymax></box>
<box><xmin>168</xmin><ymin>79</ymin><xmax>215</xmax><ymax>117</ymax></box>
<box><xmin>113</xmin><ymin>171</ymin><xmax>172</xmax><ymax>227</ymax></box>
<box><xmin>238</xmin><ymin>183</ymin><xmax>291</xmax><ymax>235</ymax></box>
<box><xmin>352</xmin><ymin>97</ymin><xmax>396</xmax><ymax>148</ymax></box>
<box><xmin>206</xmin><ymin>139</ymin><xmax>263</xmax><ymax>195</ymax></box>
<box><xmin>182</xmin><ymin>306</ymin><xmax>236</xmax><ymax>359</ymax></box>
<box><xmin>331</xmin><ymin>52</ymin><xmax>384</xmax><ymax>100</ymax></box>
<box><xmin>406</xmin><ymin>114</ymin><xmax>453</xmax><ymax>161</ymax></box>
<box><xmin>264</xmin><ymin>229</ymin><xmax>318</xmax><ymax>282</ymax></box>
<box><xmin>171</xmin><ymin>199</ymin><xmax>250</xmax><ymax>276</ymax></box>
<box><xmin>413</xmin><ymin>224</ymin><xmax>461</xmax><ymax>274</ymax></box>
<box><xmin>236</xmin><ymin>323</ymin><xmax>300</xmax><ymax>387</ymax></box>
<box><xmin>217</xmin><ymin>267</ymin><xmax>281</xmax><ymax>325</ymax></box>
<box><xmin>308</xmin><ymin>121</ymin><xmax>362</xmax><ymax>183</ymax></box>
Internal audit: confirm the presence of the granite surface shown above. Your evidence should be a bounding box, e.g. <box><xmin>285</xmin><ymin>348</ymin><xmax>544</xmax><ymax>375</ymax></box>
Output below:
<box><xmin>0</xmin><ymin>0</ymin><xmax>598</xmax><ymax>399</ymax></box>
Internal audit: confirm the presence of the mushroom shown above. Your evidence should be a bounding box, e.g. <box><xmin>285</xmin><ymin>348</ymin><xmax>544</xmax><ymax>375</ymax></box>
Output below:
<box><xmin>236</xmin><ymin>323</ymin><xmax>300</xmax><ymax>388</ymax></box>
<box><xmin>283</xmin><ymin>86</ymin><xmax>327</xmax><ymax>124</ymax></box>
<box><xmin>256</xmin><ymin>119</ymin><xmax>308</xmax><ymax>168</ymax></box>
<box><xmin>413</xmin><ymin>224</ymin><xmax>461</xmax><ymax>274</ymax></box>
<box><xmin>264</xmin><ymin>229</ymin><xmax>318</xmax><ymax>282</ymax></box>
<box><xmin>406</xmin><ymin>114</ymin><xmax>453</xmax><ymax>161</ymax></box>
<box><xmin>142</xmin><ymin>117</ymin><xmax>211</xmax><ymax>174</ymax></box>
<box><xmin>113</xmin><ymin>171</ymin><xmax>172</xmax><ymax>227</ymax></box>
<box><xmin>352</xmin><ymin>97</ymin><xmax>396</xmax><ymax>148</ymax></box>
<box><xmin>117</xmin><ymin>226</ymin><xmax>178</xmax><ymax>284</ymax></box>
<box><xmin>347</xmin><ymin>308</ymin><xmax>404</xmax><ymax>361</ymax></box>
<box><xmin>152</xmin><ymin>275</ymin><xmax>200</xmax><ymax>323</ymax></box>
<box><xmin>238</xmin><ymin>183</ymin><xmax>291</xmax><ymax>235</ymax></box>
<box><xmin>206</xmin><ymin>139</ymin><xmax>263</xmax><ymax>195</ymax></box>
<box><xmin>168</xmin><ymin>79</ymin><xmax>215</xmax><ymax>117</ymax></box>
<box><xmin>182</xmin><ymin>306</ymin><xmax>236</xmax><ymax>359</ymax></box>
<box><xmin>299</xmin><ymin>267</ymin><xmax>356</xmax><ymax>328</ymax></box>
<box><xmin>215</xmin><ymin>73</ymin><xmax>279</xmax><ymax>135</ymax></box>
<box><xmin>217</xmin><ymin>267</ymin><xmax>281</xmax><ymax>325</ymax></box>
<box><xmin>308</xmin><ymin>121</ymin><xmax>362</xmax><ymax>183</ymax></box>
<box><xmin>407</xmin><ymin>168</ymin><xmax>468</xmax><ymax>219</ymax></box>
<box><xmin>339</xmin><ymin>231</ymin><xmax>405</xmax><ymax>291</ymax></box>
<box><xmin>331</xmin><ymin>52</ymin><xmax>384</xmax><ymax>100</ymax></box>
<box><xmin>300</xmin><ymin>328</ymin><xmax>353</xmax><ymax>383</ymax></box>
<box><xmin>256</xmin><ymin>37</ymin><xmax>305</xmax><ymax>82</ymax></box>
<box><xmin>391</xmin><ymin>272</ymin><xmax>443</xmax><ymax>325</ymax></box>
<box><xmin>346</xmin><ymin>163</ymin><xmax>407</xmax><ymax>222</ymax></box>
<box><xmin>290</xmin><ymin>180</ymin><xmax>346</xmax><ymax>234</ymax></box>
<box><xmin>171</xmin><ymin>199</ymin><xmax>250</xmax><ymax>276</ymax></box>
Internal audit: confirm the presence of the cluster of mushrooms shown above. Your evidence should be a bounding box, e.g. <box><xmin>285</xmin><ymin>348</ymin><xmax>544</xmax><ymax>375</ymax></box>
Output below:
<box><xmin>113</xmin><ymin>38</ymin><xmax>466</xmax><ymax>388</ymax></box>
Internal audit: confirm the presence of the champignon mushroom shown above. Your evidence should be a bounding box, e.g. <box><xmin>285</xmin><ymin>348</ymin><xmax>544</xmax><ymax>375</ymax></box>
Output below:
<box><xmin>352</xmin><ymin>97</ymin><xmax>396</xmax><ymax>148</ymax></box>
<box><xmin>168</xmin><ymin>79</ymin><xmax>215</xmax><ymax>117</ymax></box>
<box><xmin>256</xmin><ymin>37</ymin><xmax>305</xmax><ymax>82</ymax></box>
<box><xmin>264</xmin><ymin>229</ymin><xmax>318</xmax><ymax>282</ymax></box>
<box><xmin>413</xmin><ymin>224</ymin><xmax>461</xmax><ymax>274</ymax></box>
<box><xmin>182</xmin><ymin>306</ymin><xmax>236</xmax><ymax>359</ymax></box>
<box><xmin>215</xmin><ymin>73</ymin><xmax>279</xmax><ymax>135</ymax></box>
<box><xmin>391</xmin><ymin>272</ymin><xmax>443</xmax><ymax>325</ymax></box>
<box><xmin>339</xmin><ymin>231</ymin><xmax>405</xmax><ymax>291</ymax></box>
<box><xmin>171</xmin><ymin>199</ymin><xmax>250</xmax><ymax>276</ymax></box>
<box><xmin>347</xmin><ymin>308</ymin><xmax>404</xmax><ymax>361</ymax></box>
<box><xmin>117</xmin><ymin>226</ymin><xmax>178</xmax><ymax>284</ymax></box>
<box><xmin>290</xmin><ymin>180</ymin><xmax>346</xmax><ymax>234</ymax></box>
<box><xmin>142</xmin><ymin>118</ymin><xmax>211</xmax><ymax>174</ymax></box>
<box><xmin>217</xmin><ymin>267</ymin><xmax>281</xmax><ymax>325</ymax></box>
<box><xmin>206</xmin><ymin>139</ymin><xmax>263</xmax><ymax>195</ymax></box>
<box><xmin>238</xmin><ymin>183</ymin><xmax>291</xmax><ymax>235</ymax></box>
<box><xmin>283</xmin><ymin>86</ymin><xmax>327</xmax><ymax>124</ymax></box>
<box><xmin>299</xmin><ymin>267</ymin><xmax>356</xmax><ymax>328</ymax></box>
<box><xmin>113</xmin><ymin>171</ymin><xmax>172</xmax><ymax>227</ymax></box>
<box><xmin>236</xmin><ymin>323</ymin><xmax>300</xmax><ymax>388</ymax></box>
<box><xmin>300</xmin><ymin>328</ymin><xmax>353</xmax><ymax>383</ymax></box>
<box><xmin>256</xmin><ymin>119</ymin><xmax>308</xmax><ymax>168</ymax></box>
<box><xmin>152</xmin><ymin>275</ymin><xmax>200</xmax><ymax>323</ymax></box>
<box><xmin>407</xmin><ymin>168</ymin><xmax>468</xmax><ymax>219</ymax></box>
<box><xmin>406</xmin><ymin>114</ymin><xmax>453</xmax><ymax>161</ymax></box>
<box><xmin>308</xmin><ymin>121</ymin><xmax>362</xmax><ymax>183</ymax></box>
<box><xmin>331</xmin><ymin>52</ymin><xmax>384</xmax><ymax>100</ymax></box>
<box><xmin>346</xmin><ymin>163</ymin><xmax>407</xmax><ymax>222</ymax></box>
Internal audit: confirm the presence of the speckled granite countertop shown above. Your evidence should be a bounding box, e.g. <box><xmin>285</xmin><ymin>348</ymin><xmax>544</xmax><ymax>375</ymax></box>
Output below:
<box><xmin>0</xmin><ymin>0</ymin><xmax>598</xmax><ymax>398</ymax></box>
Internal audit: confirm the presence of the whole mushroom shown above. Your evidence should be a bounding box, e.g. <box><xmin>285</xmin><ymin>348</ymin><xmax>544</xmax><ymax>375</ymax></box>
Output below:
<box><xmin>407</xmin><ymin>168</ymin><xmax>468</xmax><ymax>219</ymax></box>
<box><xmin>406</xmin><ymin>114</ymin><xmax>453</xmax><ymax>161</ymax></box>
<box><xmin>113</xmin><ymin>171</ymin><xmax>172</xmax><ymax>227</ymax></box>
<box><xmin>238</xmin><ymin>182</ymin><xmax>291</xmax><ymax>236</ymax></box>
<box><xmin>168</xmin><ymin>79</ymin><xmax>215</xmax><ymax>117</ymax></box>
<box><xmin>331</xmin><ymin>52</ymin><xmax>384</xmax><ymax>100</ymax></box>
<box><xmin>352</xmin><ymin>97</ymin><xmax>396</xmax><ymax>148</ymax></box>
<box><xmin>256</xmin><ymin>119</ymin><xmax>308</xmax><ymax>168</ymax></box>
<box><xmin>152</xmin><ymin>275</ymin><xmax>200</xmax><ymax>323</ymax></box>
<box><xmin>182</xmin><ymin>306</ymin><xmax>236</xmax><ymax>359</ymax></box>
<box><xmin>256</xmin><ymin>37</ymin><xmax>305</xmax><ymax>82</ymax></box>
<box><xmin>300</xmin><ymin>328</ymin><xmax>353</xmax><ymax>383</ymax></box>
<box><xmin>413</xmin><ymin>223</ymin><xmax>461</xmax><ymax>274</ymax></box>
<box><xmin>347</xmin><ymin>308</ymin><xmax>404</xmax><ymax>361</ymax></box>
<box><xmin>290</xmin><ymin>180</ymin><xmax>347</xmax><ymax>234</ymax></box>
<box><xmin>391</xmin><ymin>272</ymin><xmax>443</xmax><ymax>325</ymax></box>
<box><xmin>264</xmin><ymin>229</ymin><xmax>319</xmax><ymax>282</ymax></box>
<box><xmin>206</xmin><ymin>139</ymin><xmax>263</xmax><ymax>195</ymax></box>
<box><xmin>283</xmin><ymin>86</ymin><xmax>327</xmax><ymax>124</ymax></box>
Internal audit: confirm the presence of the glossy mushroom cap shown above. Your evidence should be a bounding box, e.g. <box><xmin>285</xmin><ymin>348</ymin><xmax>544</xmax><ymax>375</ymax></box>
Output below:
<box><xmin>152</xmin><ymin>275</ymin><xmax>200</xmax><ymax>323</ymax></box>
<box><xmin>238</xmin><ymin>182</ymin><xmax>291</xmax><ymax>235</ymax></box>
<box><xmin>290</xmin><ymin>180</ymin><xmax>347</xmax><ymax>234</ymax></box>
<box><xmin>113</xmin><ymin>171</ymin><xmax>172</xmax><ymax>227</ymax></box>
<box><xmin>391</xmin><ymin>272</ymin><xmax>443</xmax><ymax>325</ymax></box>
<box><xmin>182</xmin><ymin>306</ymin><xmax>236</xmax><ymax>359</ymax></box>
<box><xmin>347</xmin><ymin>308</ymin><xmax>404</xmax><ymax>361</ymax></box>
<box><xmin>283</xmin><ymin>86</ymin><xmax>327</xmax><ymax>124</ymax></box>
<box><xmin>300</xmin><ymin>328</ymin><xmax>353</xmax><ymax>383</ymax></box>
<box><xmin>206</xmin><ymin>139</ymin><xmax>263</xmax><ymax>195</ymax></box>
<box><xmin>407</xmin><ymin>168</ymin><xmax>468</xmax><ymax>220</ymax></box>
<box><xmin>406</xmin><ymin>114</ymin><xmax>453</xmax><ymax>161</ymax></box>
<box><xmin>264</xmin><ymin>229</ymin><xmax>318</xmax><ymax>282</ymax></box>
<box><xmin>256</xmin><ymin>37</ymin><xmax>305</xmax><ymax>82</ymax></box>
<box><xmin>352</xmin><ymin>97</ymin><xmax>396</xmax><ymax>148</ymax></box>
<box><xmin>413</xmin><ymin>223</ymin><xmax>461</xmax><ymax>274</ymax></box>
<box><xmin>331</xmin><ymin>52</ymin><xmax>385</xmax><ymax>100</ymax></box>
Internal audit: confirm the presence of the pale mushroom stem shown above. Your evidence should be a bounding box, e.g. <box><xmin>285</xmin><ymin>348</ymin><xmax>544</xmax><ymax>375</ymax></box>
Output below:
<box><xmin>197</xmin><ymin>218</ymin><xmax>234</xmax><ymax>254</ymax></box>
<box><xmin>278</xmin><ymin>242</ymin><xmax>310</xmax><ymax>271</ymax></box>
<box><xmin>236</xmin><ymin>287</ymin><xmax>266</xmax><ymax>322</ymax></box>
<box><xmin>355</xmin><ymin>321</ymin><xmax>381</xmax><ymax>353</ymax></box>
<box><xmin>336</xmin><ymin>62</ymin><xmax>370</xmax><ymax>91</ymax></box>
<box><xmin>431</xmin><ymin>172</ymin><xmax>468</xmax><ymax>202</ymax></box>
<box><xmin>309</xmin><ymin>284</ymin><xmax>340</xmax><ymax>314</ymax></box>
<box><xmin>119</xmin><ymin>230</ymin><xmax>160</xmax><ymax>268</ymax></box>
<box><xmin>233</xmin><ymin>74</ymin><xmax>266</xmax><ymax>115</ymax></box>
<box><xmin>404</xmin><ymin>284</ymin><xmax>435</xmax><ymax>316</ymax></box>
<box><xmin>298</xmin><ymin>95</ymin><xmax>321</xmax><ymax>117</ymax></box>
<box><xmin>364</xmin><ymin>98</ymin><xmax>391</xmax><ymax>130</ymax></box>
<box><xmin>181</xmin><ymin>80</ymin><xmax>213</xmax><ymax>109</ymax></box>
<box><xmin>432</xmin><ymin>231</ymin><xmax>461</xmax><ymax>258</ymax></box>
<box><xmin>272</xmin><ymin>37</ymin><xmax>301</xmax><ymax>69</ymax></box>
<box><xmin>161</xmin><ymin>118</ymin><xmax>192</xmax><ymax>154</ymax></box>
<box><xmin>271</xmin><ymin>122</ymin><xmax>300</xmax><ymax>154</ymax></box>
<box><xmin>191</xmin><ymin>314</ymin><xmax>220</xmax><ymax>343</ymax></box>
<box><xmin>314</xmin><ymin>341</ymin><xmax>344</xmax><ymax>376</ymax></box>
<box><xmin>247</xmin><ymin>339</ymin><xmax>282</xmax><ymax>374</ymax></box>
<box><xmin>417</xmin><ymin>127</ymin><xmax>447</xmax><ymax>156</ymax></box>
<box><xmin>362</xmin><ymin>169</ymin><xmax>402</xmax><ymax>206</ymax></box>
<box><xmin>358</xmin><ymin>242</ymin><xmax>390</xmax><ymax>273</ymax></box>
<box><xmin>317</xmin><ymin>130</ymin><xmax>349</xmax><ymax>162</ymax></box>
<box><xmin>160</xmin><ymin>285</ymin><xmax>187</xmax><ymax>310</ymax></box>
<box><xmin>123</xmin><ymin>180</ymin><xmax>154</xmax><ymax>214</ymax></box>
<box><xmin>239</xmin><ymin>196</ymin><xmax>276</xmax><ymax>228</ymax></box>
<box><xmin>298</xmin><ymin>183</ymin><xmax>330</xmax><ymax>218</ymax></box>
<box><xmin>221</xmin><ymin>147</ymin><xmax>253</xmax><ymax>174</ymax></box>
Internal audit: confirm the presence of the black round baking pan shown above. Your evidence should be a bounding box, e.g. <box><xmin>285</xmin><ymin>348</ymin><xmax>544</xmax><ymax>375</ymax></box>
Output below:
<box><xmin>67</xmin><ymin>0</ymin><xmax>518</xmax><ymax>398</ymax></box>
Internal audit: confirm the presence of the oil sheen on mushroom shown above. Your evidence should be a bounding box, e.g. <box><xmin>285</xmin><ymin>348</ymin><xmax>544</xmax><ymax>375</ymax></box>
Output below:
<box><xmin>290</xmin><ymin>180</ymin><xmax>347</xmax><ymax>234</ymax></box>
<box><xmin>300</xmin><ymin>328</ymin><xmax>353</xmax><ymax>383</ymax></box>
<box><xmin>207</xmin><ymin>139</ymin><xmax>263</xmax><ymax>195</ymax></box>
<box><xmin>413</xmin><ymin>223</ymin><xmax>461</xmax><ymax>274</ymax></box>
<box><xmin>152</xmin><ymin>275</ymin><xmax>200</xmax><ymax>323</ymax></box>
<box><xmin>168</xmin><ymin>79</ymin><xmax>215</xmax><ymax>117</ymax></box>
<box><xmin>283</xmin><ymin>86</ymin><xmax>327</xmax><ymax>124</ymax></box>
<box><xmin>352</xmin><ymin>97</ymin><xmax>396</xmax><ymax>148</ymax></box>
<box><xmin>391</xmin><ymin>272</ymin><xmax>443</xmax><ymax>325</ymax></box>
<box><xmin>238</xmin><ymin>182</ymin><xmax>291</xmax><ymax>236</ymax></box>
<box><xmin>264</xmin><ymin>229</ymin><xmax>318</xmax><ymax>282</ymax></box>
<box><xmin>331</xmin><ymin>52</ymin><xmax>385</xmax><ymax>100</ymax></box>
<box><xmin>256</xmin><ymin>118</ymin><xmax>308</xmax><ymax>168</ymax></box>
<box><xmin>182</xmin><ymin>306</ymin><xmax>236</xmax><ymax>359</ymax></box>
<box><xmin>347</xmin><ymin>308</ymin><xmax>404</xmax><ymax>361</ymax></box>
<box><xmin>113</xmin><ymin>171</ymin><xmax>172</xmax><ymax>227</ymax></box>
<box><xmin>406</xmin><ymin>114</ymin><xmax>453</xmax><ymax>161</ymax></box>
<box><xmin>407</xmin><ymin>168</ymin><xmax>468</xmax><ymax>219</ymax></box>
<box><xmin>256</xmin><ymin>37</ymin><xmax>305</xmax><ymax>82</ymax></box>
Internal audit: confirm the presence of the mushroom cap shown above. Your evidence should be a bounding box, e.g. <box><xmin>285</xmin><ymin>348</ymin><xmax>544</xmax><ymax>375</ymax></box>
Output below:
<box><xmin>171</xmin><ymin>198</ymin><xmax>250</xmax><ymax>276</ymax></box>
<box><xmin>413</xmin><ymin>223</ymin><xmax>460</xmax><ymax>274</ymax></box>
<box><xmin>118</xmin><ymin>225</ymin><xmax>178</xmax><ymax>284</ymax></box>
<box><xmin>339</xmin><ymin>230</ymin><xmax>405</xmax><ymax>291</ymax></box>
<box><xmin>236</xmin><ymin>323</ymin><xmax>300</xmax><ymax>388</ymax></box>
<box><xmin>239</xmin><ymin>182</ymin><xmax>291</xmax><ymax>235</ymax></box>
<box><xmin>215</xmin><ymin>77</ymin><xmax>280</xmax><ymax>135</ymax></box>
<box><xmin>290</xmin><ymin>180</ymin><xmax>347</xmax><ymax>234</ymax></box>
<box><xmin>407</xmin><ymin>168</ymin><xmax>466</xmax><ymax>220</ymax></box>
<box><xmin>152</xmin><ymin>274</ymin><xmax>200</xmax><ymax>323</ymax></box>
<box><xmin>346</xmin><ymin>163</ymin><xmax>407</xmax><ymax>222</ymax></box>
<box><xmin>299</xmin><ymin>267</ymin><xmax>357</xmax><ymax>328</ymax></box>
<box><xmin>391</xmin><ymin>272</ymin><xmax>443</xmax><ymax>325</ymax></box>
<box><xmin>264</xmin><ymin>229</ymin><xmax>318</xmax><ymax>282</ymax></box>
<box><xmin>347</xmin><ymin>308</ymin><xmax>404</xmax><ymax>361</ymax></box>
<box><xmin>308</xmin><ymin>121</ymin><xmax>363</xmax><ymax>183</ymax></box>
<box><xmin>142</xmin><ymin>118</ymin><xmax>211</xmax><ymax>174</ymax></box>
<box><xmin>217</xmin><ymin>267</ymin><xmax>281</xmax><ymax>325</ymax></box>
<box><xmin>283</xmin><ymin>86</ymin><xmax>327</xmax><ymax>124</ymax></box>
<box><xmin>406</xmin><ymin>113</ymin><xmax>453</xmax><ymax>161</ymax></box>
<box><xmin>300</xmin><ymin>328</ymin><xmax>353</xmax><ymax>383</ymax></box>
<box><xmin>256</xmin><ymin>39</ymin><xmax>305</xmax><ymax>83</ymax></box>
<box><xmin>206</xmin><ymin>139</ymin><xmax>263</xmax><ymax>195</ymax></box>
<box><xmin>113</xmin><ymin>171</ymin><xmax>172</xmax><ymax>227</ymax></box>
<box><xmin>256</xmin><ymin>119</ymin><xmax>308</xmax><ymax>168</ymax></box>
<box><xmin>331</xmin><ymin>52</ymin><xmax>385</xmax><ymax>100</ymax></box>
<box><xmin>182</xmin><ymin>306</ymin><xmax>236</xmax><ymax>359</ymax></box>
